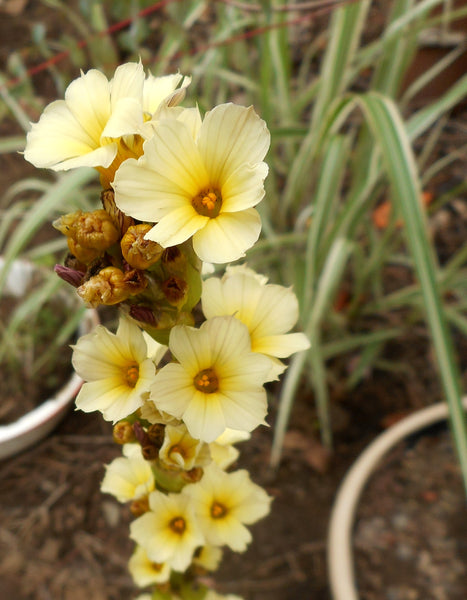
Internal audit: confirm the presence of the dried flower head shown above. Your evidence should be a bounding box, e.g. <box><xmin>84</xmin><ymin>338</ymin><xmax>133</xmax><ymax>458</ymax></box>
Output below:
<box><xmin>121</xmin><ymin>223</ymin><xmax>164</xmax><ymax>269</ymax></box>
<box><xmin>77</xmin><ymin>266</ymin><xmax>147</xmax><ymax>307</ymax></box>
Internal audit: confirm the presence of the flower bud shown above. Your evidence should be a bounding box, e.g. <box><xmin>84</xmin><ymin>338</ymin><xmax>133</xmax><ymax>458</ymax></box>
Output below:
<box><xmin>161</xmin><ymin>275</ymin><xmax>188</xmax><ymax>307</ymax></box>
<box><xmin>162</xmin><ymin>246</ymin><xmax>186</xmax><ymax>272</ymax></box>
<box><xmin>113</xmin><ymin>421</ymin><xmax>136</xmax><ymax>445</ymax></box>
<box><xmin>141</xmin><ymin>444</ymin><xmax>159</xmax><ymax>461</ymax></box>
<box><xmin>121</xmin><ymin>224</ymin><xmax>164</xmax><ymax>269</ymax></box>
<box><xmin>129</xmin><ymin>305</ymin><xmax>157</xmax><ymax>326</ymax></box>
<box><xmin>130</xmin><ymin>496</ymin><xmax>150</xmax><ymax>517</ymax></box>
<box><xmin>146</xmin><ymin>424</ymin><xmax>166</xmax><ymax>449</ymax></box>
<box><xmin>54</xmin><ymin>264</ymin><xmax>85</xmax><ymax>287</ymax></box>
<box><xmin>77</xmin><ymin>267</ymin><xmax>147</xmax><ymax>307</ymax></box>
<box><xmin>54</xmin><ymin>209</ymin><xmax>119</xmax><ymax>252</ymax></box>
<box><xmin>101</xmin><ymin>188</ymin><xmax>133</xmax><ymax>235</ymax></box>
<box><xmin>181</xmin><ymin>467</ymin><xmax>204</xmax><ymax>483</ymax></box>
<box><xmin>67</xmin><ymin>238</ymin><xmax>102</xmax><ymax>263</ymax></box>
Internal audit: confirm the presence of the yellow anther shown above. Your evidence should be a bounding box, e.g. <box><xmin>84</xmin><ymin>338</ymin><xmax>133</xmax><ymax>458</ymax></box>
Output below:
<box><xmin>192</xmin><ymin>188</ymin><xmax>222</xmax><ymax>218</ymax></box>
<box><xmin>124</xmin><ymin>363</ymin><xmax>139</xmax><ymax>388</ymax></box>
<box><xmin>210</xmin><ymin>501</ymin><xmax>228</xmax><ymax>519</ymax></box>
<box><xmin>193</xmin><ymin>368</ymin><xmax>219</xmax><ymax>393</ymax></box>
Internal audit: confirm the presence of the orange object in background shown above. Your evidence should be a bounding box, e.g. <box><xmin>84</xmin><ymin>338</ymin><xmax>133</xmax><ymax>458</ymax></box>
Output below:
<box><xmin>372</xmin><ymin>191</ymin><xmax>434</xmax><ymax>230</ymax></box>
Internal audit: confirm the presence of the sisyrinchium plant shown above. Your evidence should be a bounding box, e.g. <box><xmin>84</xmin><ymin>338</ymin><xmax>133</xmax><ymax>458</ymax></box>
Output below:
<box><xmin>23</xmin><ymin>60</ymin><xmax>309</xmax><ymax>600</ymax></box>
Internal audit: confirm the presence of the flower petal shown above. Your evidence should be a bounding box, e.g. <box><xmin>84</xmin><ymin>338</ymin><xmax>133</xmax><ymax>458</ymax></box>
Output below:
<box><xmin>101</xmin><ymin>97</ymin><xmax>144</xmax><ymax>139</ymax></box>
<box><xmin>143</xmin><ymin>72</ymin><xmax>183</xmax><ymax>115</ymax></box>
<box><xmin>203</xmin><ymin>316</ymin><xmax>251</xmax><ymax>366</ymax></box>
<box><xmin>221</xmin><ymin>162</ymin><xmax>268</xmax><ymax>212</ymax></box>
<box><xmin>25</xmin><ymin>100</ymin><xmax>116</xmax><ymax>170</ymax></box>
<box><xmin>182</xmin><ymin>391</ymin><xmax>227</xmax><ymax>442</ymax></box>
<box><xmin>198</xmin><ymin>103</ymin><xmax>270</xmax><ymax>185</ymax></box>
<box><xmin>110</xmin><ymin>61</ymin><xmax>145</xmax><ymax>108</ymax></box>
<box><xmin>168</xmin><ymin>324</ymin><xmax>211</xmax><ymax>374</ymax></box>
<box><xmin>218</xmin><ymin>389</ymin><xmax>268</xmax><ymax>433</ymax></box>
<box><xmin>142</xmin><ymin>118</ymin><xmax>209</xmax><ymax>196</ymax></box>
<box><xmin>65</xmin><ymin>69</ymin><xmax>111</xmax><ymax>144</ymax></box>
<box><xmin>253</xmin><ymin>332</ymin><xmax>310</xmax><ymax>357</ymax></box>
<box><xmin>75</xmin><ymin>379</ymin><xmax>127</xmax><ymax>414</ymax></box>
<box><xmin>113</xmin><ymin>156</ymin><xmax>188</xmax><ymax>222</ymax></box>
<box><xmin>251</xmin><ymin>284</ymin><xmax>300</xmax><ymax>337</ymax></box>
<box><xmin>192</xmin><ymin>209</ymin><xmax>261</xmax><ymax>263</ymax></box>
<box><xmin>151</xmin><ymin>363</ymin><xmax>195</xmax><ymax>419</ymax></box>
<box><xmin>146</xmin><ymin>206</ymin><xmax>208</xmax><ymax>248</ymax></box>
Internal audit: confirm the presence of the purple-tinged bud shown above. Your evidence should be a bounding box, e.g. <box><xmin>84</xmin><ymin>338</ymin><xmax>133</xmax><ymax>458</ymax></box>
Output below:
<box><xmin>54</xmin><ymin>264</ymin><xmax>85</xmax><ymax>287</ymax></box>
<box><xmin>129</xmin><ymin>305</ymin><xmax>157</xmax><ymax>325</ymax></box>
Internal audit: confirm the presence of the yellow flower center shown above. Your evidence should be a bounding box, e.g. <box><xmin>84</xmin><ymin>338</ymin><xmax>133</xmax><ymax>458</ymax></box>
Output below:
<box><xmin>150</xmin><ymin>562</ymin><xmax>164</xmax><ymax>573</ymax></box>
<box><xmin>192</xmin><ymin>189</ymin><xmax>222</xmax><ymax>218</ymax></box>
<box><xmin>169</xmin><ymin>516</ymin><xmax>186</xmax><ymax>535</ymax></box>
<box><xmin>193</xmin><ymin>368</ymin><xmax>219</xmax><ymax>393</ymax></box>
<box><xmin>124</xmin><ymin>363</ymin><xmax>140</xmax><ymax>388</ymax></box>
<box><xmin>210</xmin><ymin>501</ymin><xmax>228</xmax><ymax>519</ymax></box>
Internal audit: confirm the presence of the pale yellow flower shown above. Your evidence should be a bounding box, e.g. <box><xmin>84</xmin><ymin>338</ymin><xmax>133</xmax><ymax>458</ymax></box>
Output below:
<box><xmin>150</xmin><ymin>316</ymin><xmax>272</xmax><ymax>443</ymax></box>
<box><xmin>128</xmin><ymin>545</ymin><xmax>170</xmax><ymax>587</ymax></box>
<box><xmin>100</xmin><ymin>444</ymin><xmax>155</xmax><ymax>503</ymax></box>
<box><xmin>202</xmin><ymin>265</ymin><xmax>310</xmax><ymax>380</ymax></box>
<box><xmin>24</xmin><ymin>62</ymin><xmax>189</xmax><ymax>172</ymax></box>
<box><xmin>130</xmin><ymin>490</ymin><xmax>204</xmax><ymax>571</ymax></box>
<box><xmin>72</xmin><ymin>317</ymin><xmax>165</xmax><ymax>422</ymax></box>
<box><xmin>159</xmin><ymin>423</ymin><xmax>211</xmax><ymax>471</ymax></box>
<box><xmin>209</xmin><ymin>429</ymin><xmax>250</xmax><ymax>470</ymax></box>
<box><xmin>192</xmin><ymin>544</ymin><xmax>223</xmax><ymax>571</ymax></box>
<box><xmin>139</xmin><ymin>399</ymin><xmax>181</xmax><ymax>426</ymax></box>
<box><xmin>183</xmin><ymin>464</ymin><xmax>272</xmax><ymax>552</ymax></box>
<box><xmin>113</xmin><ymin>103</ymin><xmax>270</xmax><ymax>263</ymax></box>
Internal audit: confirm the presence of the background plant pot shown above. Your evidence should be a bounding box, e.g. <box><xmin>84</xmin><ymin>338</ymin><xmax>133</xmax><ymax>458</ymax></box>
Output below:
<box><xmin>0</xmin><ymin>257</ymin><xmax>99</xmax><ymax>460</ymax></box>
<box><xmin>327</xmin><ymin>397</ymin><xmax>467</xmax><ymax>600</ymax></box>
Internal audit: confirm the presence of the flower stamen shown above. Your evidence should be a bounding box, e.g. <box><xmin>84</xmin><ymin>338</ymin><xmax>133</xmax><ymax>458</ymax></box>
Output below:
<box><xmin>125</xmin><ymin>363</ymin><xmax>140</xmax><ymax>388</ymax></box>
<box><xmin>169</xmin><ymin>516</ymin><xmax>186</xmax><ymax>535</ymax></box>
<box><xmin>193</xmin><ymin>368</ymin><xmax>219</xmax><ymax>393</ymax></box>
<box><xmin>192</xmin><ymin>189</ymin><xmax>222</xmax><ymax>218</ymax></box>
<box><xmin>210</xmin><ymin>501</ymin><xmax>228</xmax><ymax>519</ymax></box>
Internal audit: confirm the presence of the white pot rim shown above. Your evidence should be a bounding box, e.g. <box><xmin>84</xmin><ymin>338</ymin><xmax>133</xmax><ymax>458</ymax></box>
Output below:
<box><xmin>327</xmin><ymin>397</ymin><xmax>467</xmax><ymax>600</ymax></box>
<box><xmin>0</xmin><ymin>256</ymin><xmax>99</xmax><ymax>460</ymax></box>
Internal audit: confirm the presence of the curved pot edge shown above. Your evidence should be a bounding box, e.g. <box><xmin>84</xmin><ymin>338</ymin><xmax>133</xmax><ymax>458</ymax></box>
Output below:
<box><xmin>0</xmin><ymin>309</ymin><xmax>99</xmax><ymax>461</ymax></box>
<box><xmin>327</xmin><ymin>397</ymin><xmax>467</xmax><ymax>600</ymax></box>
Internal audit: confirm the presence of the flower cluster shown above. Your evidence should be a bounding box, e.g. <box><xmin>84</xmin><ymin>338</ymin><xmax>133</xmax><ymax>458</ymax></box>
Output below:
<box><xmin>25</xmin><ymin>61</ymin><xmax>309</xmax><ymax>600</ymax></box>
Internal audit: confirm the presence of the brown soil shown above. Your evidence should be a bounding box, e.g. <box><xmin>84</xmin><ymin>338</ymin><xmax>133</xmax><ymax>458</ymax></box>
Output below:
<box><xmin>0</xmin><ymin>333</ymin><xmax>465</xmax><ymax>600</ymax></box>
<box><xmin>355</xmin><ymin>428</ymin><xmax>466</xmax><ymax>600</ymax></box>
